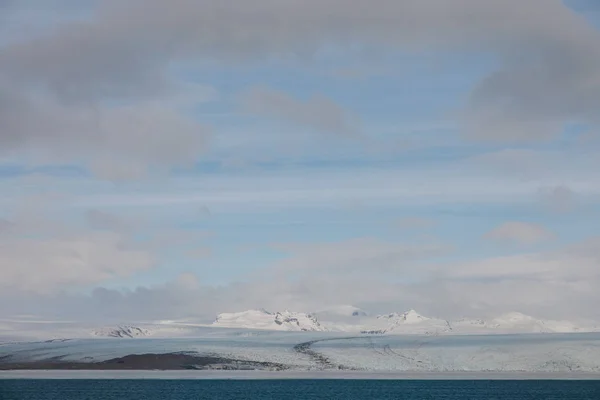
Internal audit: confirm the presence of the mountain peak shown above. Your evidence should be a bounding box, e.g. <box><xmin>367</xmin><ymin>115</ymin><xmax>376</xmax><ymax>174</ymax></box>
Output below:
<box><xmin>92</xmin><ymin>325</ymin><xmax>151</xmax><ymax>338</ymax></box>
<box><xmin>403</xmin><ymin>309</ymin><xmax>426</xmax><ymax>321</ymax></box>
<box><xmin>378</xmin><ymin>309</ymin><xmax>428</xmax><ymax>323</ymax></box>
<box><xmin>212</xmin><ymin>309</ymin><xmax>326</xmax><ymax>332</ymax></box>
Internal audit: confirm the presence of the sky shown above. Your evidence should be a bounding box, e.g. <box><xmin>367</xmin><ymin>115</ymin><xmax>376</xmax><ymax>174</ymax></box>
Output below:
<box><xmin>1</xmin><ymin>0</ymin><xmax>600</xmax><ymax>324</ymax></box>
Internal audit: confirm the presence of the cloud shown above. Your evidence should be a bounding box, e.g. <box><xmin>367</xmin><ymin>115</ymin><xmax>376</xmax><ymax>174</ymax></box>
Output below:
<box><xmin>0</xmin><ymin>204</ymin><xmax>177</xmax><ymax>294</ymax></box>
<box><xmin>2</xmin><ymin>236</ymin><xmax>600</xmax><ymax>322</ymax></box>
<box><xmin>240</xmin><ymin>87</ymin><xmax>360</xmax><ymax>136</ymax></box>
<box><xmin>69</xmin><ymin>166</ymin><xmax>578</xmax><ymax>213</ymax></box>
<box><xmin>2</xmin><ymin>1</ymin><xmax>600</xmax><ymax>326</ymax></box>
<box><xmin>537</xmin><ymin>185</ymin><xmax>577</xmax><ymax>213</ymax></box>
<box><xmin>268</xmin><ymin>237</ymin><xmax>451</xmax><ymax>276</ymax></box>
<box><xmin>0</xmin><ymin>196</ymin><xmax>220</xmax><ymax>294</ymax></box>
<box><xmin>0</xmin><ymin>0</ymin><xmax>598</xmax><ymax>146</ymax></box>
<box><xmin>467</xmin><ymin>149</ymin><xmax>552</xmax><ymax>178</ymax></box>
<box><xmin>0</xmin><ymin>231</ymin><xmax>155</xmax><ymax>293</ymax></box>
<box><xmin>0</xmin><ymin>82</ymin><xmax>211</xmax><ymax>179</ymax></box>
<box><xmin>85</xmin><ymin>209</ymin><xmax>143</xmax><ymax>232</ymax></box>
<box><xmin>395</xmin><ymin>217</ymin><xmax>437</xmax><ymax>230</ymax></box>
<box><xmin>483</xmin><ymin>221</ymin><xmax>555</xmax><ymax>245</ymax></box>
<box><xmin>0</xmin><ymin>0</ymin><xmax>598</xmax><ymax>182</ymax></box>
<box><xmin>0</xmin><ymin>218</ymin><xmax>14</xmax><ymax>233</ymax></box>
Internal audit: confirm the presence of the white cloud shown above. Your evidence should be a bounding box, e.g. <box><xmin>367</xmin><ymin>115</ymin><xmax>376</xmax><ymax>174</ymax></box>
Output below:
<box><xmin>2</xmin><ymin>236</ymin><xmax>600</xmax><ymax>322</ymax></box>
<box><xmin>271</xmin><ymin>237</ymin><xmax>449</xmax><ymax>273</ymax></box>
<box><xmin>0</xmin><ymin>205</ymin><xmax>214</xmax><ymax>293</ymax></box>
<box><xmin>0</xmin><ymin>232</ymin><xmax>155</xmax><ymax>293</ymax></box>
<box><xmin>483</xmin><ymin>221</ymin><xmax>555</xmax><ymax>245</ymax></box>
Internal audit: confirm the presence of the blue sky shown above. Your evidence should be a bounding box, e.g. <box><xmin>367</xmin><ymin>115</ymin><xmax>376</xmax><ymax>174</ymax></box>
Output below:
<box><xmin>1</xmin><ymin>0</ymin><xmax>600</xmax><ymax>322</ymax></box>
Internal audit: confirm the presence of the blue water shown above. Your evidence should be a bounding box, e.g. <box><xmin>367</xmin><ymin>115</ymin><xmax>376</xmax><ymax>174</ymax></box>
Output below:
<box><xmin>1</xmin><ymin>380</ymin><xmax>600</xmax><ymax>399</ymax></box>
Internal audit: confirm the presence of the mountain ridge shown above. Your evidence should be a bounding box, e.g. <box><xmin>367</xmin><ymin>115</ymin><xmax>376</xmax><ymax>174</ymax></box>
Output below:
<box><xmin>212</xmin><ymin>309</ymin><xmax>326</xmax><ymax>332</ymax></box>
<box><xmin>22</xmin><ymin>307</ymin><xmax>596</xmax><ymax>339</ymax></box>
<box><xmin>206</xmin><ymin>307</ymin><xmax>600</xmax><ymax>335</ymax></box>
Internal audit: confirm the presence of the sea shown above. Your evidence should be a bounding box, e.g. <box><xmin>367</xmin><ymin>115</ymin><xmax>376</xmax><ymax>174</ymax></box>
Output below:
<box><xmin>1</xmin><ymin>379</ymin><xmax>600</xmax><ymax>400</ymax></box>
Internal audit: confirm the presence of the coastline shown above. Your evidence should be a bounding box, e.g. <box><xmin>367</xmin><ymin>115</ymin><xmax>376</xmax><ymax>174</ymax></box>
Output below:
<box><xmin>2</xmin><ymin>370</ymin><xmax>600</xmax><ymax>380</ymax></box>
<box><xmin>0</xmin><ymin>353</ymin><xmax>287</xmax><ymax>372</ymax></box>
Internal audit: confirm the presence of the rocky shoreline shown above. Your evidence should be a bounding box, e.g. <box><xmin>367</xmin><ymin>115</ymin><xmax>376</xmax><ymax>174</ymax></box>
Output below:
<box><xmin>0</xmin><ymin>353</ymin><xmax>288</xmax><ymax>371</ymax></box>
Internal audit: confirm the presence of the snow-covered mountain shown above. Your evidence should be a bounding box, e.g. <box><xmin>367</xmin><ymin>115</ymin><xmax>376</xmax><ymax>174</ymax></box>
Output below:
<box><xmin>363</xmin><ymin>310</ymin><xmax>452</xmax><ymax>335</ymax></box>
<box><xmin>208</xmin><ymin>308</ymin><xmax>599</xmax><ymax>335</ymax></box>
<box><xmin>487</xmin><ymin>312</ymin><xmax>588</xmax><ymax>333</ymax></box>
<box><xmin>212</xmin><ymin>309</ymin><xmax>326</xmax><ymax>332</ymax></box>
<box><xmin>446</xmin><ymin>312</ymin><xmax>595</xmax><ymax>334</ymax></box>
<box><xmin>5</xmin><ymin>308</ymin><xmax>596</xmax><ymax>342</ymax></box>
<box><xmin>92</xmin><ymin>325</ymin><xmax>151</xmax><ymax>338</ymax></box>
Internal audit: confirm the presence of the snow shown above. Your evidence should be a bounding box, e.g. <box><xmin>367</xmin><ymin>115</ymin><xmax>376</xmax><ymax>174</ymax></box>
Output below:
<box><xmin>2</xmin><ymin>310</ymin><xmax>598</xmax><ymax>374</ymax></box>
<box><xmin>92</xmin><ymin>326</ymin><xmax>151</xmax><ymax>338</ymax></box>
<box><xmin>212</xmin><ymin>309</ymin><xmax>326</xmax><ymax>332</ymax></box>
<box><xmin>3</xmin><ymin>331</ymin><xmax>600</xmax><ymax>373</ymax></box>
<box><xmin>3</xmin><ymin>310</ymin><xmax>600</xmax><ymax>373</ymax></box>
<box><xmin>2</xmin><ymin>309</ymin><xmax>599</xmax><ymax>344</ymax></box>
<box><xmin>380</xmin><ymin>310</ymin><xmax>428</xmax><ymax>324</ymax></box>
<box><xmin>486</xmin><ymin>312</ymin><xmax>585</xmax><ymax>333</ymax></box>
<box><xmin>311</xmin><ymin>333</ymin><xmax>600</xmax><ymax>372</ymax></box>
<box><xmin>365</xmin><ymin>310</ymin><xmax>452</xmax><ymax>335</ymax></box>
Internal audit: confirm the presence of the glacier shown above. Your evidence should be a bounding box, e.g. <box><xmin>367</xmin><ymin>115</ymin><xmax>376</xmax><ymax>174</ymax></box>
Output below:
<box><xmin>2</xmin><ymin>330</ymin><xmax>600</xmax><ymax>373</ymax></box>
<box><xmin>2</xmin><ymin>308</ymin><xmax>600</xmax><ymax>373</ymax></box>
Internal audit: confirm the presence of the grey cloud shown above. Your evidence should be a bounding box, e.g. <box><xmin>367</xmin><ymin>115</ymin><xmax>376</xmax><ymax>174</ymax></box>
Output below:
<box><xmin>0</xmin><ymin>0</ymin><xmax>598</xmax><ymax>150</ymax></box>
<box><xmin>1</xmin><ymin>20</ymin><xmax>170</xmax><ymax>103</ymax></box>
<box><xmin>0</xmin><ymin>82</ymin><xmax>210</xmax><ymax>179</ymax></box>
<box><xmin>143</xmin><ymin>229</ymin><xmax>214</xmax><ymax>250</ymax></box>
<box><xmin>464</xmin><ymin>58</ymin><xmax>600</xmax><ymax>142</ymax></box>
<box><xmin>538</xmin><ymin>185</ymin><xmax>577</xmax><ymax>213</ymax></box>
<box><xmin>185</xmin><ymin>247</ymin><xmax>213</xmax><ymax>260</ymax></box>
<box><xmin>240</xmin><ymin>87</ymin><xmax>361</xmax><ymax>136</ymax></box>
<box><xmin>467</xmin><ymin>148</ymin><xmax>552</xmax><ymax>178</ymax></box>
<box><xmin>561</xmin><ymin>236</ymin><xmax>600</xmax><ymax>261</ymax></box>
<box><xmin>483</xmin><ymin>221</ymin><xmax>555</xmax><ymax>245</ymax></box>
<box><xmin>395</xmin><ymin>217</ymin><xmax>437</xmax><ymax>230</ymax></box>
<box><xmin>85</xmin><ymin>209</ymin><xmax>143</xmax><ymax>232</ymax></box>
<box><xmin>0</xmin><ymin>217</ymin><xmax>13</xmax><ymax>228</ymax></box>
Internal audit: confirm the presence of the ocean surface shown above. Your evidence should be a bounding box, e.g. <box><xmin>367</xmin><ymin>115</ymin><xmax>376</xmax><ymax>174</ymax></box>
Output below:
<box><xmin>1</xmin><ymin>379</ymin><xmax>600</xmax><ymax>399</ymax></box>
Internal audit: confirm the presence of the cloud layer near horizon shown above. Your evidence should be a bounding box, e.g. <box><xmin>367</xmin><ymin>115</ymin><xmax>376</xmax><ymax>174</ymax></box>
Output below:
<box><xmin>1</xmin><ymin>234</ymin><xmax>599</xmax><ymax>322</ymax></box>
